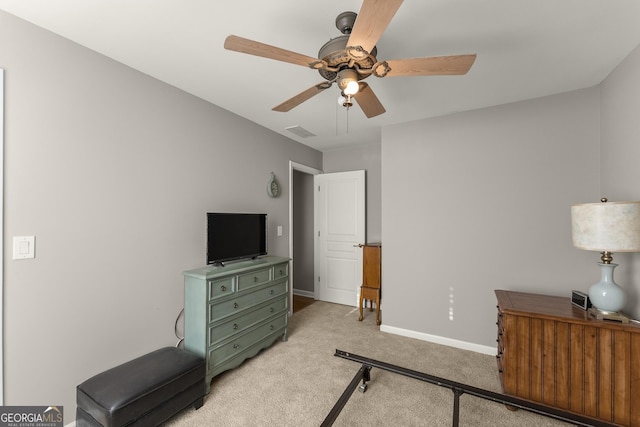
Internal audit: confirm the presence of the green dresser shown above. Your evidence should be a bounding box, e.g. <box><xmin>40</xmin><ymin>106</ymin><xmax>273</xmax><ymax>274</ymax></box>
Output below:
<box><xmin>184</xmin><ymin>256</ymin><xmax>289</xmax><ymax>393</ymax></box>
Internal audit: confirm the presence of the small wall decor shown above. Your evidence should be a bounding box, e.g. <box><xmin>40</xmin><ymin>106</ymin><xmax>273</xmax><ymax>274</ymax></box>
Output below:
<box><xmin>267</xmin><ymin>172</ymin><xmax>280</xmax><ymax>198</ymax></box>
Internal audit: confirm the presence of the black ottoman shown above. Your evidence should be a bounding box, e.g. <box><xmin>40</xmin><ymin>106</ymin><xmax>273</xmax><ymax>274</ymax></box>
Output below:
<box><xmin>76</xmin><ymin>347</ymin><xmax>205</xmax><ymax>427</ymax></box>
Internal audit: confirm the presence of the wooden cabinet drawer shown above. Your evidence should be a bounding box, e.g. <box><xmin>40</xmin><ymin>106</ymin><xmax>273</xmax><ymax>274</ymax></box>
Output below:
<box><xmin>208</xmin><ymin>314</ymin><xmax>287</xmax><ymax>369</ymax></box>
<box><xmin>208</xmin><ymin>297</ymin><xmax>287</xmax><ymax>345</ymax></box>
<box><xmin>238</xmin><ymin>268</ymin><xmax>272</xmax><ymax>291</ymax></box>
<box><xmin>495</xmin><ymin>308</ymin><xmax>505</xmax><ymax>378</ymax></box>
<box><xmin>208</xmin><ymin>277</ymin><xmax>235</xmax><ymax>300</ymax></box>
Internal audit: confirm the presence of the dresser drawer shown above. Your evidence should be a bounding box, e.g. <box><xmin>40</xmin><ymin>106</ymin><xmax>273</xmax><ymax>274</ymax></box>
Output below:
<box><xmin>208</xmin><ymin>297</ymin><xmax>287</xmax><ymax>345</ymax></box>
<box><xmin>237</xmin><ymin>267</ymin><xmax>272</xmax><ymax>292</ymax></box>
<box><xmin>273</xmin><ymin>263</ymin><xmax>288</xmax><ymax>280</ymax></box>
<box><xmin>209</xmin><ymin>280</ymin><xmax>287</xmax><ymax>322</ymax></box>
<box><xmin>257</xmin><ymin>280</ymin><xmax>288</xmax><ymax>302</ymax></box>
<box><xmin>208</xmin><ymin>277</ymin><xmax>236</xmax><ymax>300</ymax></box>
<box><xmin>208</xmin><ymin>314</ymin><xmax>287</xmax><ymax>369</ymax></box>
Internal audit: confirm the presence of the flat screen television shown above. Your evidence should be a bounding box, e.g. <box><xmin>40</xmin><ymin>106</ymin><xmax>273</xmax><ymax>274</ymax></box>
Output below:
<box><xmin>207</xmin><ymin>212</ymin><xmax>268</xmax><ymax>265</ymax></box>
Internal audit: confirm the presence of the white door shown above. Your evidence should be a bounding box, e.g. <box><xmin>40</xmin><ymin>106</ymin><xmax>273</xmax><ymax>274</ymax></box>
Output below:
<box><xmin>315</xmin><ymin>170</ymin><xmax>365</xmax><ymax>306</ymax></box>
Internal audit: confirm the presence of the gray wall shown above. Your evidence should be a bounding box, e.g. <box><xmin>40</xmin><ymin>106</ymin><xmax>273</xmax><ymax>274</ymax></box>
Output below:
<box><xmin>323</xmin><ymin>142</ymin><xmax>382</xmax><ymax>243</ymax></box>
<box><xmin>600</xmin><ymin>44</ymin><xmax>640</xmax><ymax>318</ymax></box>
<box><xmin>1</xmin><ymin>10</ymin><xmax>321</xmax><ymax>417</ymax></box>
<box><xmin>382</xmin><ymin>88</ymin><xmax>601</xmax><ymax>348</ymax></box>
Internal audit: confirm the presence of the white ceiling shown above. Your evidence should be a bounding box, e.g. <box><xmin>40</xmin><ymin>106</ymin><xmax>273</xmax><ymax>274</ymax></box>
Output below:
<box><xmin>1</xmin><ymin>0</ymin><xmax>640</xmax><ymax>151</ymax></box>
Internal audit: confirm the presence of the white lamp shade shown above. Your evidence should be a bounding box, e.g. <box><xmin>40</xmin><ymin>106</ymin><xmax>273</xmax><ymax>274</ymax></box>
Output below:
<box><xmin>571</xmin><ymin>201</ymin><xmax>640</xmax><ymax>252</ymax></box>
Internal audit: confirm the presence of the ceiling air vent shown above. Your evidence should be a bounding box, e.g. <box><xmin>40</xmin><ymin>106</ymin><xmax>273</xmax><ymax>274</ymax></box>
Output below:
<box><xmin>285</xmin><ymin>125</ymin><xmax>315</xmax><ymax>138</ymax></box>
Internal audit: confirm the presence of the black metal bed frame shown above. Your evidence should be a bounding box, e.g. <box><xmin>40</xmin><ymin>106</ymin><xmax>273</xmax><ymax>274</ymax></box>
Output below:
<box><xmin>321</xmin><ymin>350</ymin><xmax>618</xmax><ymax>427</ymax></box>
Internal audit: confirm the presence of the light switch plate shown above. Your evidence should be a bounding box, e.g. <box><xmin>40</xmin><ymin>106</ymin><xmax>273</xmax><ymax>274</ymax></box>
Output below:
<box><xmin>13</xmin><ymin>236</ymin><xmax>35</xmax><ymax>259</ymax></box>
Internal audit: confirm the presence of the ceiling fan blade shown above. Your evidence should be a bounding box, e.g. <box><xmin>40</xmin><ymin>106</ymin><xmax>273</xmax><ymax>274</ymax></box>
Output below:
<box><xmin>224</xmin><ymin>35</ymin><xmax>318</xmax><ymax>68</ymax></box>
<box><xmin>348</xmin><ymin>0</ymin><xmax>404</xmax><ymax>55</ymax></box>
<box><xmin>352</xmin><ymin>82</ymin><xmax>386</xmax><ymax>118</ymax></box>
<box><xmin>272</xmin><ymin>82</ymin><xmax>332</xmax><ymax>112</ymax></box>
<box><xmin>384</xmin><ymin>54</ymin><xmax>477</xmax><ymax>77</ymax></box>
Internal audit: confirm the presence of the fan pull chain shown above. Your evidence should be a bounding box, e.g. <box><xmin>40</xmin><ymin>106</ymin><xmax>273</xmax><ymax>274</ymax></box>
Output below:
<box><xmin>335</xmin><ymin>101</ymin><xmax>339</xmax><ymax>137</ymax></box>
<box><xmin>346</xmin><ymin>106</ymin><xmax>350</xmax><ymax>134</ymax></box>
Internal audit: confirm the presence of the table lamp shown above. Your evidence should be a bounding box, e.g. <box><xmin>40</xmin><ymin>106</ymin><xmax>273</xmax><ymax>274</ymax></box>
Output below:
<box><xmin>571</xmin><ymin>198</ymin><xmax>640</xmax><ymax>314</ymax></box>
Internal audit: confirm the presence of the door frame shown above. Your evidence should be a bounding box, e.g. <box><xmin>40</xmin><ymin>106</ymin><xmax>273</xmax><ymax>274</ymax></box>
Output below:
<box><xmin>288</xmin><ymin>161</ymin><xmax>322</xmax><ymax>315</ymax></box>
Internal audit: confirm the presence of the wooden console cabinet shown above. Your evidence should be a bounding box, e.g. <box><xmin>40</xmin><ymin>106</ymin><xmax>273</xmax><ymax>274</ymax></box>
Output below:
<box><xmin>495</xmin><ymin>289</ymin><xmax>640</xmax><ymax>426</ymax></box>
<box><xmin>184</xmin><ymin>256</ymin><xmax>289</xmax><ymax>393</ymax></box>
<box><xmin>358</xmin><ymin>243</ymin><xmax>381</xmax><ymax>325</ymax></box>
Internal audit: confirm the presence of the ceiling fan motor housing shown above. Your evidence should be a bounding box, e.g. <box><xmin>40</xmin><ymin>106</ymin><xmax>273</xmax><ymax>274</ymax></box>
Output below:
<box><xmin>317</xmin><ymin>35</ymin><xmax>377</xmax><ymax>82</ymax></box>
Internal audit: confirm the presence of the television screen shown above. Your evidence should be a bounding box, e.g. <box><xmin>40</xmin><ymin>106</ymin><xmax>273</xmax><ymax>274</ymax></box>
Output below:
<box><xmin>207</xmin><ymin>213</ymin><xmax>267</xmax><ymax>265</ymax></box>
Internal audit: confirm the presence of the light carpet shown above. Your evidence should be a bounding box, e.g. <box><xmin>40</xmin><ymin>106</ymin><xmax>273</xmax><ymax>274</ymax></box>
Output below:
<box><xmin>165</xmin><ymin>301</ymin><xmax>571</xmax><ymax>426</ymax></box>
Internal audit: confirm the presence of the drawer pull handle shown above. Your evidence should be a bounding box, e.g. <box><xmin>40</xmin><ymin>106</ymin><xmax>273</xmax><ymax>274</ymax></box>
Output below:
<box><xmin>270</xmin><ymin>307</ymin><xmax>274</xmax><ymax>313</ymax></box>
<box><xmin>279</xmin><ymin>269</ymin><xmax>283</xmax><ymax>275</ymax></box>
<box><xmin>254</xmin><ymin>276</ymin><xmax>259</xmax><ymax>282</ymax></box>
<box><xmin>270</xmin><ymin>325</ymin><xmax>274</xmax><ymax>330</ymax></box>
<box><xmin>270</xmin><ymin>289</ymin><xmax>274</xmax><ymax>295</ymax></box>
<box><xmin>233</xmin><ymin>323</ymin><xmax>239</xmax><ymax>330</ymax></box>
<box><xmin>234</xmin><ymin>303</ymin><xmax>239</xmax><ymax>309</ymax></box>
<box><xmin>220</xmin><ymin>285</ymin><xmax>227</xmax><ymax>292</ymax></box>
<box><xmin>233</xmin><ymin>344</ymin><xmax>240</xmax><ymax>349</ymax></box>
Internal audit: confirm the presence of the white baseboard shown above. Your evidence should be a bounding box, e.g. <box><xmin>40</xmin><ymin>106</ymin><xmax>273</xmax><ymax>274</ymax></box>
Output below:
<box><xmin>380</xmin><ymin>324</ymin><xmax>497</xmax><ymax>356</ymax></box>
<box><xmin>292</xmin><ymin>289</ymin><xmax>314</xmax><ymax>298</ymax></box>
<box><xmin>65</xmin><ymin>421</ymin><xmax>76</xmax><ymax>427</ymax></box>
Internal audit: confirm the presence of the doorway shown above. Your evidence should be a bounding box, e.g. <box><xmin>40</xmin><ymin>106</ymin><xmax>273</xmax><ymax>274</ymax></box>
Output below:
<box><xmin>289</xmin><ymin>161</ymin><xmax>321</xmax><ymax>314</ymax></box>
<box><xmin>289</xmin><ymin>162</ymin><xmax>366</xmax><ymax>312</ymax></box>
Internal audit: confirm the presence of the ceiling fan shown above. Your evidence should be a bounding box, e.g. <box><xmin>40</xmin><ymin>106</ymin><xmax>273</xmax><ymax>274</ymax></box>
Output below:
<box><xmin>224</xmin><ymin>0</ymin><xmax>476</xmax><ymax>118</ymax></box>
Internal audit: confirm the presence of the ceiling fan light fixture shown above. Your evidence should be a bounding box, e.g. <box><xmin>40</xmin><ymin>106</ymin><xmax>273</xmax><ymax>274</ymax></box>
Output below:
<box><xmin>344</xmin><ymin>80</ymin><xmax>359</xmax><ymax>95</ymax></box>
<box><xmin>337</xmin><ymin>69</ymin><xmax>360</xmax><ymax>95</ymax></box>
